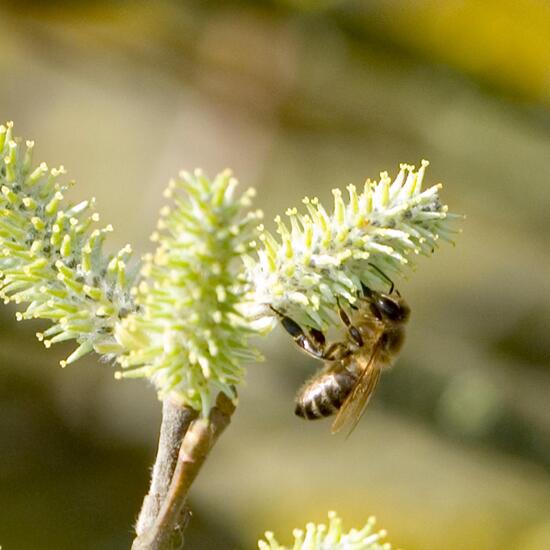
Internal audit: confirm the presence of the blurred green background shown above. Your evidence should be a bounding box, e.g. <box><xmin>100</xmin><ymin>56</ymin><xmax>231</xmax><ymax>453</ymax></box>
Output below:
<box><xmin>1</xmin><ymin>1</ymin><xmax>550</xmax><ymax>549</ymax></box>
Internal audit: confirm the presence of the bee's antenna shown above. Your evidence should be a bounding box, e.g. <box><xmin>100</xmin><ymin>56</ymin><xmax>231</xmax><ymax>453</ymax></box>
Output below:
<box><xmin>367</xmin><ymin>263</ymin><xmax>395</xmax><ymax>294</ymax></box>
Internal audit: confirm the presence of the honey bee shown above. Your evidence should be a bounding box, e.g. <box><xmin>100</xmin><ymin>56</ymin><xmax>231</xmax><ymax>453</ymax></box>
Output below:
<box><xmin>272</xmin><ymin>271</ymin><xmax>410</xmax><ymax>436</ymax></box>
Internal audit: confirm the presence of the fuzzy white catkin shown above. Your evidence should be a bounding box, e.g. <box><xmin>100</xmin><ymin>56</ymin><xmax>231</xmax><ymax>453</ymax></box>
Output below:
<box><xmin>0</xmin><ymin>122</ymin><xmax>136</xmax><ymax>366</ymax></box>
<box><xmin>115</xmin><ymin>169</ymin><xmax>263</xmax><ymax>413</ymax></box>
<box><xmin>258</xmin><ymin>511</ymin><xmax>394</xmax><ymax>550</ymax></box>
<box><xmin>245</xmin><ymin>160</ymin><xmax>460</xmax><ymax>332</ymax></box>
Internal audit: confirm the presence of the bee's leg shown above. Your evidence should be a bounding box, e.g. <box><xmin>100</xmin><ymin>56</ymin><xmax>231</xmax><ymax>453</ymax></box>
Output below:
<box><xmin>322</xmin><ymin>342</ymin><xmax>351</xmax><ymax>361</ymax></box>
<box><xmin>337</xmin><ymin>301</ymin><xmax>364</xmax><ymax>347</ymax></box>
<box><xmin>309</xmin><ymin>328</ymin><xmax>326</xmax><ymax>348</ymax></box>
<box><xmin>338</xmin><ymin>301</ymin><xmax>351</xmax><ymax>326</ymax></box>
<box><xmin>271</xmin><ymin>306</ymin><xmax>325</xmax><ymax>360</ymax></box>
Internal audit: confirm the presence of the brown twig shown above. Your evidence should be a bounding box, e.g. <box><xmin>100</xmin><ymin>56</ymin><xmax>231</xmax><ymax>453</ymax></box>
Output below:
<box><xmin>132</xmin><ymin>398</ymin><xmax>197</xmax><ymax>547</ymax></box>
<box><xmin>132</xmin><ymin>393</ymin><xmax>236</xmax><ymax>550</ymax></box>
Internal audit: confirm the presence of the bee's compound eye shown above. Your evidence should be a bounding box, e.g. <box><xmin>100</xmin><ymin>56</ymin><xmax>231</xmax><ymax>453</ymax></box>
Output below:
<box><xmin>376</xmin><ymin>296</ymin><xmax>407</xmax><ymax>322</ymax></box>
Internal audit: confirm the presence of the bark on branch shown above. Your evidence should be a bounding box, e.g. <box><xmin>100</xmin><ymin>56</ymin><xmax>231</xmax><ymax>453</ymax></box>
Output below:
<box><xmin>132</xmin><ymin>393</ymin><xmax>236</xmax><ymax>549</ymax></box>
<box><xmin>133</xmin><ymin>399</ymin><xmax>197</xmax><ymax>546</ymax></box>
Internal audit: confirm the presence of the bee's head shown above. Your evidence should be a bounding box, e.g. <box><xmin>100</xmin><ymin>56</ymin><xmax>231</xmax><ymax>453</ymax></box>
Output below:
<box><xmin>372</xmin><ymin>293</ymin><xmax>410</xmax><ymax>323</ymax></box>
<box><xmin>361</xmin><ymin>283</ymin><xmax>410</xmax><ymax>324</ymax></box>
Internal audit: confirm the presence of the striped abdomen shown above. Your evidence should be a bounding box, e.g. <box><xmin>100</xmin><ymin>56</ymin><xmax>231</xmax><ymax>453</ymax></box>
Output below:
<box><xmin>295</xmin><ymin>366</ymin><xmax>357</xmax><ymax>420</ymax></box>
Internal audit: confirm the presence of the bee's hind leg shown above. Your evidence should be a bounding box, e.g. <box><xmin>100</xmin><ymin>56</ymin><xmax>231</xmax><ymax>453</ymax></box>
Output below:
<box><xmin>308</xmin><ymin>327</ymin><xmax>326</xmax><ymax>348</ymax></box>
<box><xmin>271</xmin><ymin>305</ymin><xmax>353</xmax><ymax>362</ymax></box>
<box><xmin>270</xmin><ymin>306</ymin><xmax>326</xmax><ymax>360</ymax></box>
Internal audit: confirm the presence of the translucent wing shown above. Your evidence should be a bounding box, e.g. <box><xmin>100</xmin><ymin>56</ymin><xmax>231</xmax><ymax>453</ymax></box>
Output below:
<box><xmin>331</xmin><ymin>341</ymin><xmax>383</xmax><ymax>437</ymax></box>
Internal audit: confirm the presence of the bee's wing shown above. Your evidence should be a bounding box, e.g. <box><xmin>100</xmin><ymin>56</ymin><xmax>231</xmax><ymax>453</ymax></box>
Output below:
<box><xmin>330</xmin><ymin>341</ymin><xmax>382</xmax><ymax>437</ymax></box>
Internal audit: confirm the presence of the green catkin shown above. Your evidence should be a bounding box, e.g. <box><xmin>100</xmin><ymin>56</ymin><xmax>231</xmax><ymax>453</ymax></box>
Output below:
<box><xmin>116</xmin><ymin>169</ymin><xmax>263</xmax><ymax>413</ymax></box>
<box><xmin>0</xmin><ymin>122</ymin><xmax>136</xmax><ymax>366</ymax></box>
<box><xmin>258</xmin><ymin>512</ymin><xmax>394</xmax><ymax>550</ymax></box>
<box><xmin>246</xmin><ymin>160</ymin><xmax>460</xmax><ymax>331</ymax></box>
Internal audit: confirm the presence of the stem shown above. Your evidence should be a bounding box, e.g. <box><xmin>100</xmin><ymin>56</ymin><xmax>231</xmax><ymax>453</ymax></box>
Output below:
<box><xmin>134</xmin><ymin>398</ymin><xmax>197</xmax><ymax>541</ymax></box>
<box><xmin>132</xmin><ymin>393</ymin><xmax>236</xmax><ymax>550</ymax></box>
